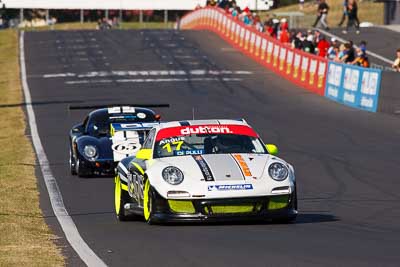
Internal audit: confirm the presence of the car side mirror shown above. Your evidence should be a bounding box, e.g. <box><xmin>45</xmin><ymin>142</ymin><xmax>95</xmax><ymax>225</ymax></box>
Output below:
<box><xmin>266</xmin><ymin>144</ymin><xmax>278</xmax><ymax>156</ymax></box>
<box><xmin>136</xmin><ymin>149</ymin><xmax>152</xmax><ymax>160</ymax></box>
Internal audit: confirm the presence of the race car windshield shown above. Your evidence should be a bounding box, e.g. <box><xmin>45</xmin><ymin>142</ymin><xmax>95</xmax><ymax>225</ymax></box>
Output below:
<box><xmin>154</xmin><ymin>134</ymin><xmax>267</xmax><ymax>158</ymax></box>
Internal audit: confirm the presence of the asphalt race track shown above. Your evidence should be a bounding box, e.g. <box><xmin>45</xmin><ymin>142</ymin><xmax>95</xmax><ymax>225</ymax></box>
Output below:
<box><xmin>23</xmin><ymin>29</ymin><xmax>400</xmax><ymax>266</ymax></box>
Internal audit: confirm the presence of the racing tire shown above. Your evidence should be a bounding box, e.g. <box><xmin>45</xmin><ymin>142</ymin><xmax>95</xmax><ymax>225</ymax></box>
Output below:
<box><xmin>76</xmin><ymin>158</ymin><xmax>91</xmax><ymax>178</ymax></box>
<box><xmin>69</xmin><ymin>149</ymin><xmax>77</xmax><ymax>175</ymax></box>
<box><xmin>143</xmin><ymin>178</ymin><xmax>155</xmax><ymax>225</ymax></box>
<box><xmin>115</xmin><ymin>175</ymin><xmax>129</xmax><ymax>221</ymax></box>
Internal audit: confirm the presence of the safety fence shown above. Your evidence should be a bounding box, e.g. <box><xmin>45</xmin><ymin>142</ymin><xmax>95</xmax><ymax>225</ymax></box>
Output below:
<box><xmin>180</xmin><ymin>7</ymin><xmax>387</xmax><ymax>114</ymax></box>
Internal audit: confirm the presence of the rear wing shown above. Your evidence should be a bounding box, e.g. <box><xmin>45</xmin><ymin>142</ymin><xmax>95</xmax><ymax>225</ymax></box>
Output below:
<box><xmin>69</xmin><ymin>104</ymin><xmax>170</xmax><ymax>110</ymax></box>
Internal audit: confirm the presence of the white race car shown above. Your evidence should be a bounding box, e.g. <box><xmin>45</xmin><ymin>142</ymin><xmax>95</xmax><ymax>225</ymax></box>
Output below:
<box><xmin>114</xmin><ymin>119</ymin><xmax>297</xmax><ymax>224</ymax></box>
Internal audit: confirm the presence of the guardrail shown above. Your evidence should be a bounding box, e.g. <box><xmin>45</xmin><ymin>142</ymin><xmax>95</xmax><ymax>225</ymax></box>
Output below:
<box><xmin>180</xmin><ymin>7</ymin><xmax>388</xmax><ymax>114</ymax></box>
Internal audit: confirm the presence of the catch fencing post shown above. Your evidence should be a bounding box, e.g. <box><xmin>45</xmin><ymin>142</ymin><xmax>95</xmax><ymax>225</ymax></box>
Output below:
<box><xmin>20</xmin><ymin>8</ymin><xmax>24</xmax><ymax>24</ymax></box>
<box><xmin>139</xmin><ymin>10</ymin><xmax>143</xmax><ymax>23</ymax></box>
<box><xmin>80</xmin><ymin>9</ymin><xmax>84</xmax><ymax>23</ymax></box>
<box><xmin>164</xmin><ymin>10</ymin><xmax>168</xmax><ymax>25</ymax></box>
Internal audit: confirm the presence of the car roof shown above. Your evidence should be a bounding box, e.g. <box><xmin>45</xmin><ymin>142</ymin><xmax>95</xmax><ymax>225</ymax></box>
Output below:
<box><xmin>155</xmin><ymin>119</ymin><xmax>249</xmax><ymax>130</ymax></box>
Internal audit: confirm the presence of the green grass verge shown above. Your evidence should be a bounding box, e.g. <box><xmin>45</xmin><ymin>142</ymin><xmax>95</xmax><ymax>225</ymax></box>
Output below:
<box><xmin>262</xmin><ymin>0</ymin><xmax>384</xmax><ymax>28</ymax></box>
<box><xmin>0</xmin><ymin>29</ymin><xmax>64</xmax><ymax>266</ymax></box>
<box><xmin>21</xmin><ymin>21</ymin><xmax>175</xmax><ymax>31</ymax></box>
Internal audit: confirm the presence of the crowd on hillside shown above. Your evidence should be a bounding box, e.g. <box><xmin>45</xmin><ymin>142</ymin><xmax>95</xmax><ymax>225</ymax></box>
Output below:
<box><xmin>206</xmin><ymin>0</ymin><xmax>370</xmax><ymax>68</ymax></box>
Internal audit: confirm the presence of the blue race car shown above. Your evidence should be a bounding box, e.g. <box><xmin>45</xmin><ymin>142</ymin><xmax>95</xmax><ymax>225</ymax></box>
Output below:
<box><xmin>69</xmin><ymin>105</ymin><xmax>166</xmax><ymax>177</ymax></box>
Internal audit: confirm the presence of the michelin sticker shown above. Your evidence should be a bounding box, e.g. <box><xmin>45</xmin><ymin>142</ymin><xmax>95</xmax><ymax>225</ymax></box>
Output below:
<box><xmin>208</xmin><ymin>184</ymin><xmax>253</xmax><ymax>191</ymax></box>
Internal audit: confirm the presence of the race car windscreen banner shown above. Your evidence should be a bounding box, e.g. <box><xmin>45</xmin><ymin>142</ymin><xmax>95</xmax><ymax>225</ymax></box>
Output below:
<box><xmin>156</xmin><ymin>125</ymin><xmax>259</xmax><ymax>141</ymax></box>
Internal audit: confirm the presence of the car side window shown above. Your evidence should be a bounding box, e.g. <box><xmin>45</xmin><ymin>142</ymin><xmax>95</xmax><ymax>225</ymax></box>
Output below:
<box><xmin>142</xmin><ymin>129</ymin><xmax>156</xmax><ymax>149</ymax></box>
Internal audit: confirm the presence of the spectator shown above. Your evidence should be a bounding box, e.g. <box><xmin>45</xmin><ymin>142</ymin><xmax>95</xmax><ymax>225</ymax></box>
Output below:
<box><xmin>272</xmin><ymin>18</ymin><xmax>280</xmax><ymax>37</ymax></box>
<box><xmin>343</xmin><ymin>0</ymin><xmax>360</xmax><ymax>34</ymax></box>
<box><xmin>280</xmin><ymin>27</ymin><xmax>290</xmax><ymax>44</ymax></box>
<box><xmin>292</xmin><ymin>31</ymin><xmax>304</xmax><ymax>49</ymax></box>
<box><xmin>316</xmin><ymin>35</ymin><xmax>330</xmax><ymax>57</ymax></box>
<box><xmin>359</xmin><ymin>40</ymin><xmax>367</xmax><ymax>54</ymax></box>
<box><xmin>254</xmin><ymin>15</ymin><xmax>263</xmax><ymax>32</ymax></box>
<box><xmin>392</xmin><ymin>48</ymin><xmax>400</xmax><ymax>72</ymax></box>
<box><xmin>299</xmin><ymin>0</ymin><xmax>305</xmax><ymax>10</ymax></box>
<box><xmin>335</xmin><ymin>43</ymin><xmax>347</xmax><ymax>62</ymax></box>
<box><xmin>339</xmin><ymin>42</ymin><xmax>355</xmax><ymax>63</ymax></box>
<box><xmin>328</xmin><ymin>44</ymin><xmax>340</xmax><ymax>60</ymax></box>
<box><xmin>351</xmin><ymin>47</ymin><xmax>369</xmax><ymax>67</ymax></box>
<box><xmin>280</xmin><ymin>18</ymin><xmax>289</xmax><ymax>32</ymax></box>
<box><xmin>218</xmin><ymin>0</ymin><xmax>230</xmax><ymax>9</ymax></box>
<box><xmin>242</xmin><ymin>12</ymin><xmax>252</xmax><ymax>25</ymax></box>
<box><xmin>312</xmin><ymin>0</ymin><xmax>330</xmax><ymax>30</ymax></box>
<box><xmin>313</xmin><ymin>30</ymin><xmax>322</xmax><ymax>44</ymax></box>
<box><xmin>348</xmin><ymin>40</ymin><xmax>356</xmax><ymax>62</ymax></box>
<box><xmin>264</xmin><ymin>19</ymin><xmax>276</xmax><ymax>37</ymax></box>
<box><xmin>303</xmin><ymin>34</ymin><xmax>315</xmax><ymax>54</ymax></box>
<box><xmin>206</xmin><ymin>0</ymin><xmax>217</xmax><ymax>6</ymax></box>
<box><xmin>231</xmin><ymin>7</ymin><xmax>239</xmax><ymax>18</ymax></box>
<box><xmin>338</xmin><ymin>0</ymin><xmax>348</xmax><ymax>27</ymax></box>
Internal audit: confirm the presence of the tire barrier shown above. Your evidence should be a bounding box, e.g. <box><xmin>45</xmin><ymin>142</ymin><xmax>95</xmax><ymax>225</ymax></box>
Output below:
<box><xmin>180</xmin><ymin>7</ymin><xmax>387</xmax><ymax>114</ymax></box>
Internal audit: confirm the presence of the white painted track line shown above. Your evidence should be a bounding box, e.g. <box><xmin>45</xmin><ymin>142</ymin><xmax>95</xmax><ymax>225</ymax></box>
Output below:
<box><xmin>19</xmin><ymin>31</ymin><xmax>107</xmax><ymax>267</ymax></box>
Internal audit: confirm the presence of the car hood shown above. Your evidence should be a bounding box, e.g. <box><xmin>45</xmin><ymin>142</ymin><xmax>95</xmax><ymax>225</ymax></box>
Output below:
<box><xmin>158</xmin><ymin>154</ymin><xmax>270</xmax><ymax>181</ymax></box>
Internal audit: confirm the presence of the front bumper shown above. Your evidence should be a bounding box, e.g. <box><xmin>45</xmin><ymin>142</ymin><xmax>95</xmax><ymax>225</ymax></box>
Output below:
<box><xmin>150</xmin><ymin>190</ymin><xmax>297</xmax><ymax>223</ymax></box>
<box><xmin>78</xmin><ymin>157</ymin><xmax>117</xmax><ymax>175</ymax></box>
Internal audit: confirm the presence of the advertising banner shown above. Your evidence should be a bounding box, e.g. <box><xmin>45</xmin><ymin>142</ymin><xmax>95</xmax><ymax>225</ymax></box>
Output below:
<box><xmin>325</xmin><ymin>62</ymin><xmax>382</xmax><ymax>112</ymax></box>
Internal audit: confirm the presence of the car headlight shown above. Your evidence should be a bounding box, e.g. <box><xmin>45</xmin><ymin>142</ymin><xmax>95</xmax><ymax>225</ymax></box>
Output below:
<box><xmin>84</xmin><ymin>145</ymin><xmax>97</xmax><ymax>159</ymax></box>
<box><xmin>162</xmin><ymin>166</ymin><xmax>184</xmax><ymax>185</ymax></box>
<box><xmin>268</xmin><ymin>162</ymin><xmax>288</xmax><ymax>181</ymax></box>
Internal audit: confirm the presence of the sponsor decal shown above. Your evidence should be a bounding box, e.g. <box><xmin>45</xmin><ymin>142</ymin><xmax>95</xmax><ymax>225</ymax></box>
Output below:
<box><xmin>232</xmin><ymin>154</ymin><xmax>252</xmax><ymax>177</ymax></box>
<box><xmin>120</xmin><ymin>123</ymin><xmax>142</xmax><ymax>128</ymax></box>
<box><xmin>156</xmin><ymin>125</ymin><xmax>258</xmax><ymax>141</ymax></box>
<box><xmin>175</xmin><ymin>149</ymin><xmax>204</xmax><ymax>156</ymax></box>
<box><xmin>159</xmin><ymin>136</ymin><xmax>185</xmax><ymax>145</ymax></box>
<box><xmin>208</xmin><ymin>184</ymin><xmax>253</xmax><ymax>191</ymax></box>
<box><xmin>181</xmin><ymin>126</ymin><xmax>232</xmax><ymax>135</ymax></box>
<box><xmin>193</xmin><ymin>155</ymin><xmax>214</xmax><ymax>181</ymax></box>
<box><xmin>137</xmin><ymin>112</ymin><xmax>146</xmax><ymax>119</ymax></box>
<box><xmin>112</xmin><ymin>141</ymin><xmax>141</xmax><ymax>154</ymax></box>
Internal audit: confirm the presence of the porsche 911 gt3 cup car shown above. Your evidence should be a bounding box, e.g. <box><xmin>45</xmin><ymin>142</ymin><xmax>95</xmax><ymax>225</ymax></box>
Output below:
<box><xmin>69</xmin><ymin>106</ymin><xmax>164</xmax><ymax>177</ymax></box>
<box><xmin>115</xmin><ymin>119</ymin><xmax>297</xmax><ymax>224</ymax></box>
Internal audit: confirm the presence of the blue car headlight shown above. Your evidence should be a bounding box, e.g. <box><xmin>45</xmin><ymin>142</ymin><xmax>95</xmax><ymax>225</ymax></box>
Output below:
<box><xmin>83</xmin><ymin>145</ymin><xmax>98</xmax><ymax>160</ymax></box>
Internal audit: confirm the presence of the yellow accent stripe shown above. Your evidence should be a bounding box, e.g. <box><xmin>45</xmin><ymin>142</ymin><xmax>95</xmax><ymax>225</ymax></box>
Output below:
<box><xmin>131</xmin><ymin>162</ymin><xmax>145</xmax><ymax>175</ymax></box>
<box><xmin>168</xmin><ymin>200</ymin><xmax>196</xmax><ymax>214</ymax></box>
<box><xmin>121</xmin><ymin>183</ymin><xmax>128</xmax><ymax>191</ymax></box>
<box><xmin>268</xmin><ymin>195</ymin><xmax>289</xmax><ymax>210</ymax></box>
<box><xmin>211</xmin><ymin>205</ymin><xmax>253</xmax><ymax>214</ymax></box>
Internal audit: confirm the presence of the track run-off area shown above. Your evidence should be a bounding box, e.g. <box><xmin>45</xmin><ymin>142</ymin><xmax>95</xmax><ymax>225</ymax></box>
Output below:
<box><xmin>23</xmin><ymin>29</ymin><xmax>400</xmax><ymax>266</ymax></box>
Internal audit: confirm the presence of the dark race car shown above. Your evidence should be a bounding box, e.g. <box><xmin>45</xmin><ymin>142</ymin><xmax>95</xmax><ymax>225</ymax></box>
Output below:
<box><xmin>69</xmin><ymin>105</ymin><xmax>166</xmax><ymax>177</ymax></box>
